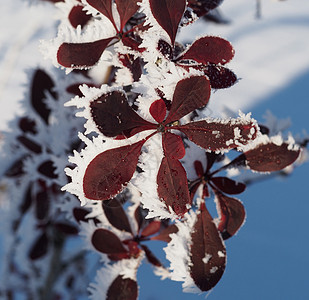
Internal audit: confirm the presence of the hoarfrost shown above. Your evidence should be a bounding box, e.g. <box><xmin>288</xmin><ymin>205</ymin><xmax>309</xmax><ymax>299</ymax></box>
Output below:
<box><xmin>88</xmin><ymin>257</ymin><xmax>142</xmax><ymax>300</ymax></box>
<box><xmin>164</xmin><ymin>210</ymin><xmax>202</xmax><ymax>293</ymax></box>
<box><xmin>202</xmin><ymin>253</ymin><xmax>212</xmax><ymax>264</ymax></box>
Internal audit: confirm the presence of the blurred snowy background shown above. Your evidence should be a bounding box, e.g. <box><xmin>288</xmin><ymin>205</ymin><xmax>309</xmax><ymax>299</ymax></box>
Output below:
<box><xmin>0</xmin><ymin>0</ymin><xmax>309</xmax><ymax>299</ymax></box>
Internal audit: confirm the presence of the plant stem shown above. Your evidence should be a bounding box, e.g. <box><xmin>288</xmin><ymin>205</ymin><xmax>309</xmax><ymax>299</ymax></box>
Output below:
<box><xmin>39</xmin><ymin>230</ymin><xmax>65</xmax><ymax>300</ymax></box>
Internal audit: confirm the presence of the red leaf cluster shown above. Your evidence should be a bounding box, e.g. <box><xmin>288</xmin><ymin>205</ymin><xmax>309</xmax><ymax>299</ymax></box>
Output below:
<box><xmin>83</xmin><ymin>76</ymin><xmax>258</xmax><ymax>217</ymax></box>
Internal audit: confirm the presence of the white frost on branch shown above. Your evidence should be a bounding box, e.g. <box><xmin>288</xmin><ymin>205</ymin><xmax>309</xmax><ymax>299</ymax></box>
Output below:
<box><xmin>164</xmin><ymin>210</ymin><xmax>201</xmax><ymax>293</ymax></box>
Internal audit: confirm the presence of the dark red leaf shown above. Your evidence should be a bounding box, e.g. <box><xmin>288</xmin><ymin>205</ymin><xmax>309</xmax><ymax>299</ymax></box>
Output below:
<box><xmin>37</xmin><ymin>160</ymin><xmax>58</xmax><ymax>179</ymax></box>
<box><xmin>141</xmin><ymin>244</ymin><xmax>162</xmax><ymax>267</ymax></box>
<box><xmin>149</xmin><ymin>0</ymin><xmax>186</xmax><ymax>45</ymax></box>
<box><xmin>54</xmin><ymin>222</ymin><xmax>79</xmax><ymax>235</ymax></box>
<box><xmin>157</xmin><ymin>156</ymin><xmax>191</xmax><ymax>216</ymax></box>
<box><xmin>204</xmin><ymin>64</ymin><xmax>237</xmax><ymax>89</ymax></box>
<box><xmin>31</xmin><ymin>69</ymin><xmax>57</xmax><ymax>124</ymax></box>
<box><xmin>259</xmin><ymin>124</ymin><xmax>270</xmax><ymax>135</ymax></box>
<box><xmin>83</xmin><ymin>140</ymin><xmax>145</xmax><ymax>200</ymax></box>
<box><xmin>86</xmin><ymin>0</ymin><xmax>114</xmax><ymax>24</ymax></box>
<box><xmin>102</xmin><ymin>198</ymin><xmax>132</xmax><ymax>233</ymax></box>
<box><xmin>66</xmin><ymin>82</ymin><xmax>97</xmax><ymax>97</ymax></box>
<box><xmin>134</xmin><ymin>205</ymin><xmax>144</xmax><ymax>233</ymax></box>
<box><xmin>90</xmin><ymin>91</ymin><xmax>155</xmax><ymax>138</ymax></box>
<box><xmin>211</xmin><ymin>177</ymin><xmax>246</xmax><ymax>195</ymax></box>
<box><xmin>118</xmin><ymin>53</ymin><xmax>142</xmax><ymax>82</ymax></box>
<box><xmin>92</xmin><ymin>228</ymin><xmax>128</xmax><ymax>254</ymax></box>
<box><xmin>17</xmin><ymin>136</ymin><xmax>42</xmax><ymax>154</ymax></box>
<box><xmin>194</xmin><ymin>160</ymin><xmax>204</xmax><ymax>177</ymax></box>
<box><xmin>214</xmin><ymin>191</ymin><xmax>246</xmax><ymax>240</ymax></box>
<box><xmin>5</xmin><ymin>157</ymin><xmax>26</xmax><ymax>177</ymax></box>
<box><xmin>189</xmin><ymin>181</ymin><xmax>201</xmax><ymax>201</ymax></box>
<box><xmin>150</xmin><ymin>224</ymin><xmax>178</xmax><ymax>242</ymax></box>
<box><xmin>149</xmin><ymin>99</ymin><xmax>167</xmax><ymax>123</ymax></box>
<box><xmin>157</xmin><ymin>39</ymin><xmax>173</xmax><ymax>59</ymax></box>
<box><xmin>164</xmin><ymin>76</ymin><xmax>211</xmax><ymax>124</ymax></box>
<box><xmin>202</xmin><ymin>184</ymin><xmax>210</xmax><ymax>198</ymax></box>
<box><xmin>189</xmin><ymin>202</ymin><xmax>226</xmax><ymax>291</ymax></box>
<box><xmin>163</xmin><ymin>132</ymin><xmax>185</xmax><ymax>160</ymax></box>
<box><xmin>57</xmin><ymin>38</ymin><xmax>114</xmax><ymax>68</ymax></box>
<box><xmin>35</xmin><ymin>190</ymin><xmax>49</xmax><ymax>220</ymax></box>
<box><xmin>20</xmin><ymin>184</ymin><xmax>33</xmax><ymax>214</ymax></box>
<box><xmin>19</xmin><ymin>117</ymin><xmax>37</xmax><ymax>134</ymax></box>
<box><xmin>126</xmin><ymin>240</ymin><xmax>141</xmax><ymax>258</ymax></box>
<box><xmin>29</xmin><ymin>232</ymin><xmax>49</xmax><ymax>260</ymax></box>
<box><xmin>115</xmin><ymin>0</ymin><xmax>139</xmax><ymax>31</ymax></box>
<box><xmin>122</xmin><ymin>36</ymin><xmax>144</xmax><ymax>53</ymax></box>
<box><xmin>140</xmin><ymin>220</ymin><xmax>161</xmax><ymax>237</ymax></box>
<box><xmin>106</xmin><ymin>275</ymin><xmax>138</xmax><ymax>300</ymax></box>
<box><xmin>73</xmin><ymin>207</ymin><xmax>90</xmax><ymax>222</ymax></box>
<box><xmin>205</xmin><ymin>151</ymin><xmax>219</xmax><ymax>172</ymax></box>
<box><xmin>178</xmin><ymin>36</ymin><xmax>234</xmax><ymax>65</ymax></box>
<box><xmin>244</xmin><ymin>142</ymin><xmax>300</xmax><ymax>172</ymax></box>
<box><xmin>187</xmin><ymin>0</ymin><xmax>223</xmax><ymax>17</ymax></box>
<box><xmin>177</xmin><ymin>119</ymin><xmax>258</xmax><ymax>151</ymax></box>
<box><xmin>107</xmin><ymin>253</ymin><xmax>131</xmax><ymax>261</ymax></box>
<box><xmin>68</xmin><ymin>5</ymin><xmax>92</xmax><ymax>28</ymax></box>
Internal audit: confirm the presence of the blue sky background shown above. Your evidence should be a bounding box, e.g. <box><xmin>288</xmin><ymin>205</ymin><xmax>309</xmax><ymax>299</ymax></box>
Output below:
<box><xmin>137</xmin><ymin>69</ymin><xmax>309</xmax><ymax>300</ymax></box>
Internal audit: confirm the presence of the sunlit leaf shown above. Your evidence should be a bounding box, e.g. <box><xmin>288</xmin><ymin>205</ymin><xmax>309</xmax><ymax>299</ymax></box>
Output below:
<box><xmin>68</xmin><ymin>5</ymin><xmax>92</xmax><ymax>28</ymax></box>
<box><xmin>149</xmin><ymin>99</ymin><xmax>167</xmax><ymax>123</ymax></box>
<box><xmin>115</xmin><ymin>0</ymin><xmax>139</xmax><ymax>30</ymax></box>
<box><xmin>157</xmin><ymin>156</ymin><xmax>191</xmax><ymax>216</ymax></box>
<box><xmin>106</xmin><ymin>275</ymin><xmax>138</xmax><ymax>300</ymax></box>
<box><xmin>178</xmin><ymin>36</ymin><xmax>234</xmax><ymax>65</ymax></box>
<box><xmin>178</xmin><ymin>120</ymin><xmax>258</xmax><ymax>151</ymax></box>
<box><xmin>86</xmin><ymin>0</ymin><xmax>114</xmax><ymax>23</ymax></box>
<box><xmin>90</xmin><ymin>91</ymin><xmax>155</xmax><ymax>137</ymax></box>
<box><xmin>92</xmin><ymin>228</ymin><xmax>128</xmax><ymax>254</ymax></box>
<box><xmin>214</xmin><ymin>191</ymin><xmax>246</xmax><ymax>240</ymax></box>
<box><xmin>245</xmin><ymin>142</ymin><xmax>300</xmax><ymax>172</ymax></box>
<box><xmin>163</xmin><ymin>132</ymin><xmax>185</xmax><ymax>160</ymax></box>
<box><xmin>194</xmin><ymin>160</ymin><xmax>204</xmax><ymax>177</ymax></box>
<box><xmin>83</xmin><ymin>140</ymin><xmax>145</xmax><ymax>200</ymax></box>
<box><xmin>189</xmin><ymin>202</ymin><xmax>226</xmax><ymax>291</ymax></box>
<box><xmin>165</xmin><ymin>76</ymin><xmax>211</xmax><ymax>123</ymax></box>
<box><xmin>57</xmin><ymin>38</ymin><xmax>114</xmax><ymax>68</ymax></box>
<box><xmin>149</xmin><ymin>0</ymin><xmax>186</xmax><ymax>45</ymax></box>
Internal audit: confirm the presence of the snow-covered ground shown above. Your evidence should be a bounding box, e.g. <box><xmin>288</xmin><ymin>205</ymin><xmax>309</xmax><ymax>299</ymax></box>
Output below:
<box><xmin>0</xmin><ymin>0</ymin><xmax>309</xmax><ymax>299</ymax></box>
